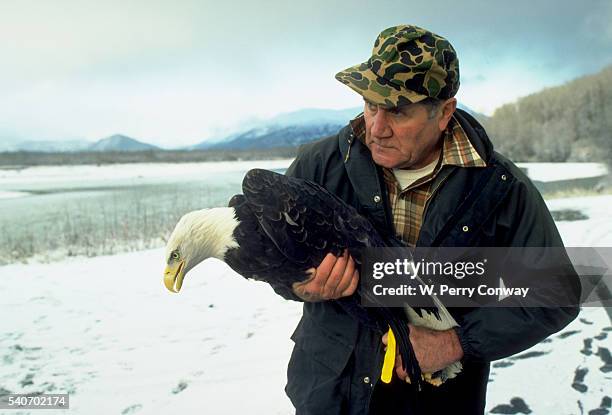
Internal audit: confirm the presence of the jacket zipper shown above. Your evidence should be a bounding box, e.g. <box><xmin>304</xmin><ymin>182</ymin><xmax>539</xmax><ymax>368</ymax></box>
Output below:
<box><xmin>344</xmin><ymin>133</ymin><xmax>354</xmax><ymax>163</ymax></box>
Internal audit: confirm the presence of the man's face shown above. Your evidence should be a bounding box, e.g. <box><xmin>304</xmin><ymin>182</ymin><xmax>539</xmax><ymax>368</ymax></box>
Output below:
<box><xmin>363</xmin><ymin>98</ymin><xmax>455</xmax><ymax>170</ymax></box>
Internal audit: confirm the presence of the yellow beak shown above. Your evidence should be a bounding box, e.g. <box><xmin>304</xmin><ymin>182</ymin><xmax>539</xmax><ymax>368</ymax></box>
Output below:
<box><xmin>164</xmin><ymin>260</ymin><xmax>186</xmax><ymax>293</ymax></box>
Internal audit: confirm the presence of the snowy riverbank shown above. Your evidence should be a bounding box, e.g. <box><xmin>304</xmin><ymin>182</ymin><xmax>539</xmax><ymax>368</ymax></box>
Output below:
<box><xmin>0</xmin><ymin>194</ymin><xmax>610</xmax><ymax>414</ymax></box>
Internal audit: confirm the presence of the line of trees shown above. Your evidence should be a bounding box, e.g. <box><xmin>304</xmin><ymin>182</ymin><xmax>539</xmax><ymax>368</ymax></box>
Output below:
<box><xmin>0</xmin><ymin>147</ymin><xmax>299</xmax><ymax>167</ymax></box>
<box><xmin>483</xmin><ymin>65</ymin><xmax>612</xmax><ymax>166</ymax></box>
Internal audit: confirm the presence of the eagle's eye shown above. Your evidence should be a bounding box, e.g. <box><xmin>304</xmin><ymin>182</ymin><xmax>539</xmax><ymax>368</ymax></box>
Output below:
<box><xmin>170</xmin><ymin>251</ymin><xmax>181</xmax><ymax>261</ymax></box>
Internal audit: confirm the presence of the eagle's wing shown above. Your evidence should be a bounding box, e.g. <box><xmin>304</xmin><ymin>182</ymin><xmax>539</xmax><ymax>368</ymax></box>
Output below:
<box><xmin>241</xmin><ymin>168</ymin><xmax>381</xmax><ymax>265</ymax></box>
<box><xmin>241</xmin><ymin>169</ymin><xmax>450</xmax><ymax>387</ymax></box>
<box><xmin>227</xmin><ymin>193</ymin><xmax>301</xmax><ymax>279</ymax></box>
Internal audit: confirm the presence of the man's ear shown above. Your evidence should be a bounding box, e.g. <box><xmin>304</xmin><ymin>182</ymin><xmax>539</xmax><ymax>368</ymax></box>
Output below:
<box><xmin>438</xmin><ymin>98</ymin><xmax>457</xmax><ymax>131</ymax></box>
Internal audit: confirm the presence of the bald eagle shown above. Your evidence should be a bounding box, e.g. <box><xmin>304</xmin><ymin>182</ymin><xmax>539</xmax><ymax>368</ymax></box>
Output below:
<box><xmin>163</xmin><ymin>168</ymin><xmax>461</xmax><ymax>386</ymax></box>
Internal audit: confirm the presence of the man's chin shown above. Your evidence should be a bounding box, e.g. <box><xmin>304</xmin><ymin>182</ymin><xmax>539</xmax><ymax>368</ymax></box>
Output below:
<box><xmin>371</xmin><ymin>152</ymin><xmax>402</xmax><ymax>169</ymax></box>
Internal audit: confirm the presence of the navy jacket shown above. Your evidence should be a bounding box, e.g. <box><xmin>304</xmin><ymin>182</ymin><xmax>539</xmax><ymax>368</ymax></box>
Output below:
<box><xmin>278</xmin><ymin>109</ymin><xmax>580</xmax><ymax>415</ymax></box>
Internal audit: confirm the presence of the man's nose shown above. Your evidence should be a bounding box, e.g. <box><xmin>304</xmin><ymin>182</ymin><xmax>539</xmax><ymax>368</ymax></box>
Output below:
<box><xmin>371</xmin><ymin>109</ymin><xmax>392</xmax><ymax>138</ymax></box>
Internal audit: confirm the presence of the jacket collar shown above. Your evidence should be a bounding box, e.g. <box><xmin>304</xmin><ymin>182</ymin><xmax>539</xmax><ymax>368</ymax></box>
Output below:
<box><xmin>337</xmin><ymin>108</ymin><xmax>498</xmax><ymax>240</ymax></box>
<box><xmin>452</xmin><ymin>109</ymin><xmax>495</xmax><ymax>163</ymax></box>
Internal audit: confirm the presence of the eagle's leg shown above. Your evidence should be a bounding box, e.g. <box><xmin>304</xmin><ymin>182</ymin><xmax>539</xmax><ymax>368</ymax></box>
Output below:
<box><xmin>380</xmin><ymin>327</ymin><xmax>396</xmax><ymax>384</ymax></box>
<box><xmin>387</xmin><ymin>320</ymin><xmax>423</xmax><ymax>391</ymax></box>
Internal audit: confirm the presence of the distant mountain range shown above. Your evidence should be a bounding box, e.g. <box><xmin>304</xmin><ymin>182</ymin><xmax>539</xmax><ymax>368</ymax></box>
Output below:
<box><xmin>0</xmin><ymin>134</ymin><xmax>158</xmax><ymax>152</ymax></box>
<box><xmin>193</xmin><ymin>124</ymin><xmax>348</xmax><ymax>150</ymax></box>
<box><xmin>193</xmin><ymin>107</ymin><xmax>362</xmax><ymax>150</ymax></box>
<box><xmin>195</xmin><ymin>104</ymin><xmax>483</xmax><ymax>150</ymax></box>
<box><xmin>0</xmin><ymin>104</ymin><xmax>484</xmax><ymax>153</ymax></box>
<box><xmin>0</xmin><ymin>139</ymin><xmax>91</xmax><ymax>152</ymax></box>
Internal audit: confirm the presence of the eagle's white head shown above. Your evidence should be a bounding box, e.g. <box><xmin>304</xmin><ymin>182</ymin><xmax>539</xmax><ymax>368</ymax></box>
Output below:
<box><xmin>163</xmin><ymin>207</ymin><xmax>239</xmax><ymax>293</ymax></box>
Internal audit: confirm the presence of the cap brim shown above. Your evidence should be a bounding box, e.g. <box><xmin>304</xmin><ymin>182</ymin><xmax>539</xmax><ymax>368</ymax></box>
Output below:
<box><xmin>335</xmin><ymin>62</ymin><xmax>429</xmax><ymax>107</ymax></box>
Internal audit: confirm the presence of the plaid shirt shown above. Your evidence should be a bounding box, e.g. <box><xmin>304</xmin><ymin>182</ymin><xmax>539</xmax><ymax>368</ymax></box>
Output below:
<box><xmin>350</xmin><ymin>113</ymin><xmax>486</xmax><ymax>246</ymax></box>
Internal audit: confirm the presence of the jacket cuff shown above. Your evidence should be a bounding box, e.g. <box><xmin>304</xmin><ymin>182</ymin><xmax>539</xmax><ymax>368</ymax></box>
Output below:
<box><xmin>453</xmin><ymin>325</ymin><xmax>478</xmax><ymax>362</ymax></box>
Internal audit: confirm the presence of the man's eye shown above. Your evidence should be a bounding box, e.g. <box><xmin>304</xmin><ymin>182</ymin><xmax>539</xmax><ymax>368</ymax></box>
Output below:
<box><xmin>391</xmin><ymin>108</ymin><xmax>413</xmax><ymax>118</ymax></box>
<box><xmin>366</xmin><ymin>102</ymin><xmax>378</xmax><ymax>112</ymax></box>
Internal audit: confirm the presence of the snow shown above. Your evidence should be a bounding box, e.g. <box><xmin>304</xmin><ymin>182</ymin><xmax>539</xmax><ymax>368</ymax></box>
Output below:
<box><xmin>516</xmin><ymin>162</ymin><xmax>607</xmax><ymax>182</ymax></box>
<box><xmin>0</xmin><ymin>254</ymin><xmax>301</xmax><ymax>414</ymax></box>
<box><xmin>0</xmin><ymin>182</ymin><xmax>610</xmax><ymax>414</ymax></box>
<box><xmin>546</xmin><ymin>195</ymin><xmax>612</xmax><ymax>246</ymax></box>
<box><xmin>0</xmin><ymin>161</ymin><xmax>605</xmax><ymax>190</ymax></box>
<box><xmin>0</xmin><ymin>160</ymin><xmax>293</xmax><ymax>189</ymax></box>
<box><xmin>0</xmin><ymin>190</ymin><xmax>30</xmax><ymax>200</ymax></box>
<box><xmin>0</xmin><ymin>161</ymin><xmax>605</xmax><ymax>195</ymax></box>
<box><xmin>485</xmin><ymin>307</ymin><xmax>610</xmax><ymax>414</ymax></box>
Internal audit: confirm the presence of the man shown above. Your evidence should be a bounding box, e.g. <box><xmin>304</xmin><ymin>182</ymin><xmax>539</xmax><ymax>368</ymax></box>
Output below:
<box><xmin>272</xmin><ymin>25</ymin><xmax>580</xmax><ymax>414</ymax></box>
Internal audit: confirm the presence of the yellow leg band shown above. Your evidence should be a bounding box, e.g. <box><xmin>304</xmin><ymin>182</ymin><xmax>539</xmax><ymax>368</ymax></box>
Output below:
<box><xmin>380</xmin><ymin>327</ymin><xmax>396</xmax><ymax>384</ymax></box>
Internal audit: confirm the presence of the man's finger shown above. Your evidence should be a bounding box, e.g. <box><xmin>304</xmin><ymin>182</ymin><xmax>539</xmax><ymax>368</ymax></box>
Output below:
<box><xmin>294</xmin><ymin>268</ymin><xmax>315</xmax><ymax>287</ymax></box>
<box><xmin>340</xmin><ymin>269</ymin><xmax>359</xmax><ymax>297</ymax></box>
<box><xmin>311</xmin><ymin>252</ymin><xmax>337</xmax><ymax>291</ymax></box>
<box><xmin>395</xmin><ymin>355</ymin><xmax>408</xmax><ymax>380</ymax></box>
<box><xmin>322</xmin><ymin>251</ymin><xmax>348</xmax><ymax>298</ymax></box>
<box><xmin>291</xmin><ymin>267</ymin><xmax>322</xmax><ymax>301</ymax></box>
<box><xmin>332</xmin><ymin>254</ymin><xmax>356</xmax><ymax>297</ymax></box>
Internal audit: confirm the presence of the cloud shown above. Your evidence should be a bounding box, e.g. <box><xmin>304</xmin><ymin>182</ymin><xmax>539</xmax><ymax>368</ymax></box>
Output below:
<box><xmin>0</xmin><ymin>0</ymin><xmax>611</xmax><ymax>145</ymax></box>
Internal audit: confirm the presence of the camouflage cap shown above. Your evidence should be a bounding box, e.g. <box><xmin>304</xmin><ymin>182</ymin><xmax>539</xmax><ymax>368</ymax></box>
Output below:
<box><xmin>335</xmin><ymin>25</ymin><xmax>459</xmax><ymax>107</ymax></box>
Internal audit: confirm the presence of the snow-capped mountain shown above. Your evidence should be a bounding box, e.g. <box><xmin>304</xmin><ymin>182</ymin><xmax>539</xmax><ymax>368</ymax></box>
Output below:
<box><xmin>193</xmin><ymin>107</ymin><xmax>362</xmax><ymax>150</ymax></box>
<box><xmin>88</xmin><ymin>134</ymin><xmax>159</xmax><ymax>152</ymax></box>
<box><xmin>0</xmin><ymin>104</ymin><xmax>484</xmax><ymax>153</ymax></box>
<box><xmin>194</xmin><ymin>104</ymin><xmax>483</xmax><ymax>150</ymax></box>
<box><xmin>0</xmin><ymin>134</ymin><xmax>159</xmax><ymax>153</ymax></box>
<box><xmin>195</xmin><ymin>124</ymin><xmax>348</xmax><ymax>150</ymax></box>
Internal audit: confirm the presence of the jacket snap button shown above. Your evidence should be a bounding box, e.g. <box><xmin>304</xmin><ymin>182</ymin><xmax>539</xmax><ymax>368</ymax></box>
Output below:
<box><xmin>462</xmin><ymin>225</ymin><xmax>469</xmax><ymax>232</ymax></box>
<box><xmin>373</xmin><ymin>195</ymin><xmax>381</xmax><ymax>203</ymax></box>
<box><xmin>501</xmin><ymin>174</ymin><xmax>507</xmax><ymax>181</ymax></box>
<box><xmin>363</xmin><ymin>376</ymin><xmax>370</xmax><ymax>384</ymax></box>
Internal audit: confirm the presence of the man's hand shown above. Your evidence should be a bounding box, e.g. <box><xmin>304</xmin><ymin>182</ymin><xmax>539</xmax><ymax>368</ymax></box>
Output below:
<box><xmin>292</xmin><ymin>250</ymin><xmax>359</xmax><ymax>302</ymax></box>
<box><xmin>382</xmin><ymin>324</ymin><xmax>464</xmax><ymax>377</ymax></box>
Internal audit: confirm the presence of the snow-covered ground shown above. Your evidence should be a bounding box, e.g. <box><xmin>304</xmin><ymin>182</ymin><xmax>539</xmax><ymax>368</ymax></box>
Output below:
<box><xmin>0</xmin><ymin>191</ymin><xmax>30</xmax><ymax>200</ymax></box>
<box><xmin>0</xmin><ymin>161</ymin><xmax>604</xmax><ymax>197</ymax></box>
<box><xmin>486</xmin><ymin>306</ymin><xmax>610</xmax><ymax>414</ymax></box>
<box><xmin>0</xmin><ymin>170</ymin><xmax>610</xmax><ymax>414</ymax></box>
<box><xmin>516</xmin><ymin>162</ymin><xmax>608</xmax><ymax>182</ymax></box>
<box><xmin>0</xmin><ymin>254</ymin><xmax>301</xmax><ymax>415</ymax></box>
<box><xmin>546</xmin><ymin>195</ymin><xmax>612</xmax><ymax>247</ymax></box>
<box><xmin>0</xmin><ymin>160</ymin><xmax>293</xmax><ymax>193</ymax></box>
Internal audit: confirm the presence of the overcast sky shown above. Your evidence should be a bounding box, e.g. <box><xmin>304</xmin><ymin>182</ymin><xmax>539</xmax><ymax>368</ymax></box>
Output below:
<box><xmin>1</xmin><ymin>0</ymin><xmax>611</xmax><ymax>147</ymax></box>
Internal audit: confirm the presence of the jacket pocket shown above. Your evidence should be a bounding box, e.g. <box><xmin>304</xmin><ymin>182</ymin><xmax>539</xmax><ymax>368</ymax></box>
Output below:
<box><xmin>286</xmin><ymin>316</ymin><xmax>355</xmax><ymax>414</ymax></box>
<box><xmin>290</xmin><ymin>315</ymin><xmax>354</xmax><ymax>374</ymax></box>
